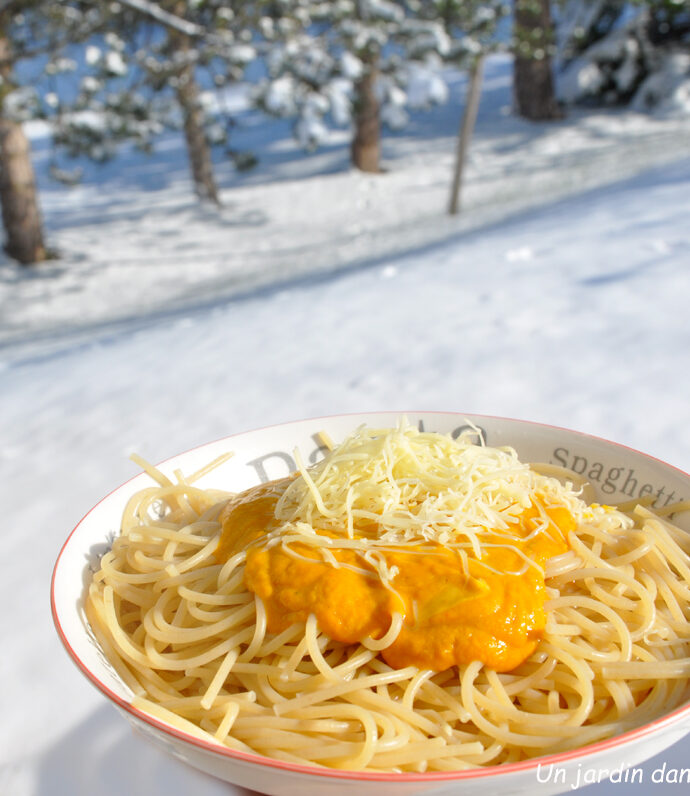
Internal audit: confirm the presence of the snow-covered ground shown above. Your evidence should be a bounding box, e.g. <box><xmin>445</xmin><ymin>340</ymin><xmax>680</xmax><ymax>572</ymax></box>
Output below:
<box><xmin>1</xmin><ymin>55</ymin><xmax>690</xmax><ymax>796</ymax></box>
<box><xmin>2</xmin><ymin>56</ymin><xmax>690</xmax><ymax>356</ymax></box>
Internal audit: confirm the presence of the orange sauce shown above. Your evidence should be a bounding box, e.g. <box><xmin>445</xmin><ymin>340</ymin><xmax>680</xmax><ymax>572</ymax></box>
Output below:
<box><xmin>215</xmin><ymin>480</ymin><xmax>573</xmax><ymax>672</ymax></box>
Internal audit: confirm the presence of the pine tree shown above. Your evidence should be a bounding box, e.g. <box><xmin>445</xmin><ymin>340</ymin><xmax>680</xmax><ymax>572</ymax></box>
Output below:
<box><xmin>513</xmin><ymin>0</ymin><xmax>563</xmax><ymax>120</ymax></box>
<box><xmin>54</xmin><ymin>1</ymin><xmax>259</xmax><ymax>204</ymax></box>
<box><xmin>0</xmin><ymin>1</ymin><xmax>114</xmax><ymax>266</ymax></box>
<box><xmin>166</xmin><ymin>4</ymin><xmax>221</xmax><ymax>204</ymax></box>
<box><xmin>254</xmin><ymin>0</ymin><xmax>448</xmax><ymax>173</ymax></box>
<box><xmin>557</xmin><ymin>1</ymin><xmax>690</xmax><ymax>113</ymax></box>
<box><xmin>0</xmin><ymin>4</ymin><xmax>82</xmax><ymax>264</ymax></box>
<box><xmin>0</xmin><ymin>20</ymin><xmax>45</xmax><ymax>265</ymax></box>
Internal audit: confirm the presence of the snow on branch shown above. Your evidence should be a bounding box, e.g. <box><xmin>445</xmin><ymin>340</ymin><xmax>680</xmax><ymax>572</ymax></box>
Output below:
<box><xmin>104</xmin><ymin>0</ymin><xmax>204</xmax><ymax>38</ymax></box>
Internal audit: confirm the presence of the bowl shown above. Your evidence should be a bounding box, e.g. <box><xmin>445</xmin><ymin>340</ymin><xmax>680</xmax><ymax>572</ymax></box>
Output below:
<box><xmin>52</xmin><ymin>412</ymin><xmax>690</xmax><ymax>796</ymax></box>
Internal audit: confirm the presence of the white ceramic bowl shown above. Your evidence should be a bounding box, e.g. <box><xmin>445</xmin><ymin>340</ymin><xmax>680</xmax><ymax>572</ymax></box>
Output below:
<box><xmin>52</xmin><ymin>412</ymin><xmax>690</xmax><ymax>796</ymax></box>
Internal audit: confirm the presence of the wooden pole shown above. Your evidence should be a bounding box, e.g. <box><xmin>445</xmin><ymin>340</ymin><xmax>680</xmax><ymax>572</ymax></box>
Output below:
<box><xmin>448</xmin><ymin>54</ymin><xmax>484</xmax><ymax>216</ymax></box>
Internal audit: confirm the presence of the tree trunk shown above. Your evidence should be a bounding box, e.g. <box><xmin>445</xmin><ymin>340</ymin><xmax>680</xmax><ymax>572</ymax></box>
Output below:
<box><xmin>0</xmin><ymin>31</ymin><xmax>47</xmax><ymax>265</ymax></box>
<box><xmin>351</xmin><ymin>62</ymin><xmax>381</xmax><ymax>173</ymax></box>
<box><xmin>513</xmin><ymin>0</ymin><xmax>563</xmax><ymax>121</ymax></box>
<box><xmin>448</xmin><ymin>55</ymin><xmax>484</xmax><ymax>216</ymax></box>
<box><xmin>173</xmin><ymin>35</ymin><xmax>221</xmax><ymax>204</ymax></box>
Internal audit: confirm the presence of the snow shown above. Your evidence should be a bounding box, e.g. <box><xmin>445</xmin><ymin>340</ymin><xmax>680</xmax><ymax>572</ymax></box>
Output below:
<box><xmin>1</xmin><ymin>54</ymin><xmax>690</xmax><ymax>796</ymax></box>
<box><xmin>556</xmin><ymin>3</ymin><xmax>690</xmax><ymax>115</ymax></box>
<box><xmin>405</xmin><ymin>62</ymin><xmax>450</xmax><ymax>109</ymax></box>
<box><xmin>85</xmin><ymin>45</ymin><xmax>101</xmax><ymax>65</ymax></box>
<box><xmin>263</xmin><ymin>73</ymin><xmax>298</xmax><ymax>115</ymax></box>
<box><xmin>104</xmin><ymin>50</ymin><xmax>127</xmax><ymax>76</ymax></box>
<box><xmin>380</xmin><ymin>80</ymin><xmax>409</xmax><ymax>129</ymax></box>
<box><xmin>230</xmin><ymin>44</ymin><xmax>258</xmax><ymax>65</ymax></box>
<box><xmin>366</xmin><ymin>0</ymin><xmax>405</xmax><ymax>24</ymax></box>
<box><xmin>341</xmin><ymin>51</ymin><xmax>364</xmax><ymax>80</ymax></box>
<box><xmin>4</xmin><ymin>56</ymin><xmax>690</xmax><ymax>354</ymax></box>
<box><xmin>633</xmin><ymin>52</ymin><xmax>690</xmax><ymax>115</ymax></box>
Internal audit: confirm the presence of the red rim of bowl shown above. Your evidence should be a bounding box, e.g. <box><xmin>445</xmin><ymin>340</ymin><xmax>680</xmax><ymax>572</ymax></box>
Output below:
<box><xmin>51</xmin><ymin>411</ymin><xmax>690</xmax><ymax>784</ymax></box>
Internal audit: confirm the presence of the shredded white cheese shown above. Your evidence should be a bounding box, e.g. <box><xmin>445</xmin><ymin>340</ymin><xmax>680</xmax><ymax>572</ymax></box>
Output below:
<box><xmin>268</xmin><ymin>419</ymin><xmax>584</xmax><ymax>588</ymax></box>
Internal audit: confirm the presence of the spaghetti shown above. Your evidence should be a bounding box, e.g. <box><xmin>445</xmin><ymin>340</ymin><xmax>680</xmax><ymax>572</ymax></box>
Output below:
<box><xmin>85</xmin><ymin>422</ymin><xmax>690</xmax><ymax>772</ymax></box>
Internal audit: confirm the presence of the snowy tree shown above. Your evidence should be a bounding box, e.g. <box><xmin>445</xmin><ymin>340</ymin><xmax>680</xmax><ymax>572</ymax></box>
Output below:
<box><xmin>557</xmin><ymin>1</ymin><xmax>690</xmax><ymax>114</ymax></box>
<box><xmin>54</xmin><ymin>1</ymin><xmax>259</xmax><ymax>205</ymax></box>
<box><xmin>0</xmin><ymin>19</ymin><xmax>44</xmax><ymax>265</ymax></box>
<box><xmin>513</xmin><ymin>0</ymin><xmax>563</xmax><ymax>119</ymax></box>
<box><xmin>0</xmin><ymin>2</ymin><xmax>99</xmax><ymax>265</ymax></box>
<box><xmin>253</xmin><ymin>0</ymin><xmax>449</xmax><ymax>173</ymax></box>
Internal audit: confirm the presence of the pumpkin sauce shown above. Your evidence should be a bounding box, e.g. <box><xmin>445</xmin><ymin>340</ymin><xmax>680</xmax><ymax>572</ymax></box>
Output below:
<box><xmin>215</xmin><ymin>479</ymin><xmax>573</xmax><ymax>673</ymax></box>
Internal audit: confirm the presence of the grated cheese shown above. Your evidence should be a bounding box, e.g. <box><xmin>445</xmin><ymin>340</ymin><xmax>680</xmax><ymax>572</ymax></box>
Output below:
<box><xmin>270</xmin><ymin>419</ymin><xmax>584</xmax><ymax>587</ymax></box>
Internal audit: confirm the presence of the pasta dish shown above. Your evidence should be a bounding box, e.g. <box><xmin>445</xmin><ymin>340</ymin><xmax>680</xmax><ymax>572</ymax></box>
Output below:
<box><xmin>85</xmin><ymin>421</ymin><xmax>690</xmax><ymax>771</ymax></box>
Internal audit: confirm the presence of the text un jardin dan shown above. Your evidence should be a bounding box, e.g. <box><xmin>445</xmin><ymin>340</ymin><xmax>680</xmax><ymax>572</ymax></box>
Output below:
<box><xmin>536</xmin><ymin>761</ymin><xmax>690</xmax><ymax>789</ymax></box>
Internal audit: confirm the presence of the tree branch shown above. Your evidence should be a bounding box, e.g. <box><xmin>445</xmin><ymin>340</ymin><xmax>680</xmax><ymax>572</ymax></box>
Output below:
<box><xmin>106</xmin><ymin>0</ymin><xmax>204</xmax><ymax>38</ymax></box>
